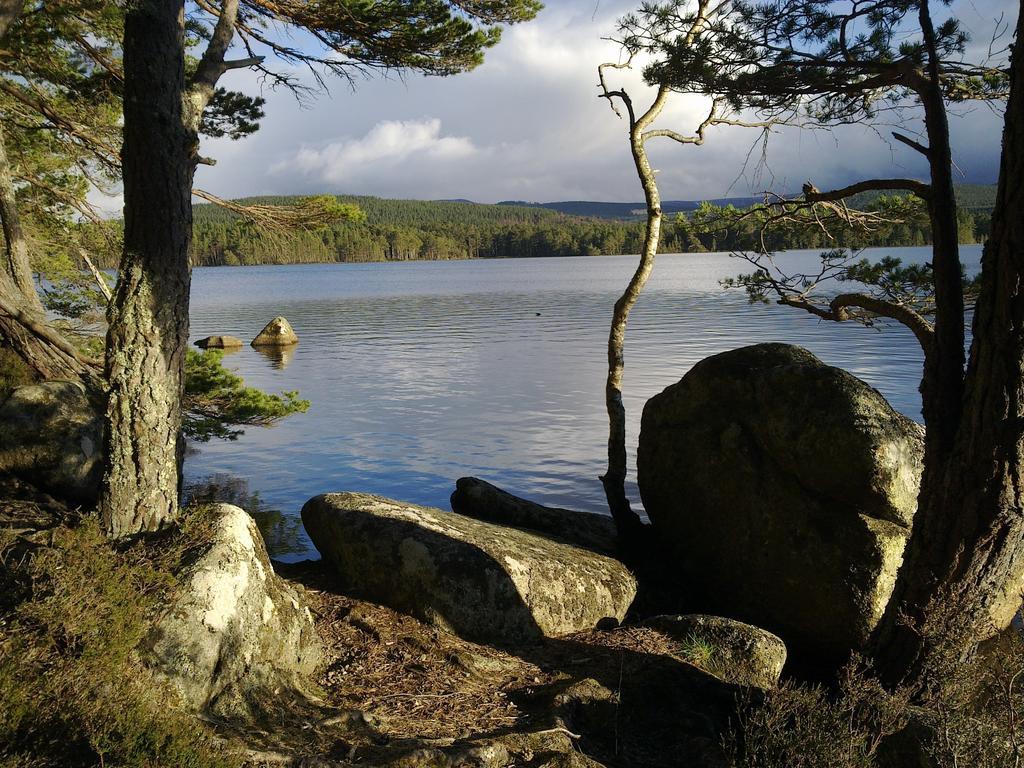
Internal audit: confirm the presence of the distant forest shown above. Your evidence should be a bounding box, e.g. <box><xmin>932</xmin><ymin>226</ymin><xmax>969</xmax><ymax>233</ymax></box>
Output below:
<box><xmin>187</xmin><ymin>186</ymin><xmax>996</xmax><ymax>267</ymax></box>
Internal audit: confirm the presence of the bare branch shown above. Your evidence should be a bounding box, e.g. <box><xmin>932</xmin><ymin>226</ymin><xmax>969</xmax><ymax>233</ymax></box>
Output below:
<box><xmin>779</xmin><ymin>292</ymin><xmax>935</xmax><ymax>352</ymax></box>
<box><xmin>192</xmin><ymin>187</ymin><xmax>357</xmax><ymax>231</ymax></box>
<box><xmin>79</xmin><ymin>248</ymin><xmax>112</xmax><ymax>302</ymax></box>
<box><xmin>804</xmin><ymin>178</ymin><xmax>931</xmax><ymax>203</ymax></box>
<box><xmin>892</xmin><ymin>131</ymin><xmax>931</xmax><ymax>156</ymax></box>
<box><xmin>0</xmin><ymin>293</ymin><xmax>102</xmax><ymax>368</ymax></box>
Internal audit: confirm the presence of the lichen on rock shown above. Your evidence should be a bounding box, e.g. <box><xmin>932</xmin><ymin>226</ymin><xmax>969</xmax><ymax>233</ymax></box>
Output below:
<box><xmin>143</xmin><ymin>503</ymin><xmax>321</xmax><ymax>719</ymax></box>
<box><xmin>638</xmin><ymin>343</ymin><xmax>925</xmax><ymax>660</ymax></box>
<box><xmin>302</xmin><ymin>492</ymin><xmax>638</xmax><ymax>644</ymax></box>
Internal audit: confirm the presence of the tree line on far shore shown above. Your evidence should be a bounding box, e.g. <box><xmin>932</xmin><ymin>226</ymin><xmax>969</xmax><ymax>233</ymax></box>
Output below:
<box><xmin>159</xmin><ymin>189</ymin><xmax>993</xmax><ymax>268</ymax></box>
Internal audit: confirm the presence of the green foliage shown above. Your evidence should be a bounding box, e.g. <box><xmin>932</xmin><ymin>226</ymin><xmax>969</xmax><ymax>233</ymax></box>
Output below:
<box><xmin>722</xmin><ymin>247</ymin><xmax>981</xmax><ymax>333</ymax></box>
<box><xmin>175</xmin><ymin>188</ymin><xmax>994</xmax><ymax>268</ymax></box>
<box><xmin>183</xmin><ymin>349</ymin><xmax>310</xmax><ymax>442</ymax></box>
<box><xmin>675</xmin><ymin>632</ymin><xmax>718</xmax><ymax>674</ymax></box>
<box><xmin>227</xmin><ymin>0</ymin><xmax>542</xmax><ymax>81</ymax></box>
<box><xmin>199</xmin><ymin>88</ymin><xmax>266</xmax><ymax>141</ymax></box>
<box><xmin>183</xmin><ymin>195</ymin><xmax>657</xmax><ymax>264</ymax></box>
<box><xmin>0</xmin><ymin>516</ymin><xmax>240</xmax><ymax>768</ymax></box>
<box><xmin>628</xmin><ymin>0</ymin><xmax>1006</xmax><ymax>125</ymax></box>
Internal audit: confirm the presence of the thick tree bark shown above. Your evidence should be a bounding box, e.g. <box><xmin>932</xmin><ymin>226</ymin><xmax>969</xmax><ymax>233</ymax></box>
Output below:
<box><xmin>873</xmin><ymin>6</ymin><xmax>1024</xmax><ymax>684</ymax></box>
<box><xmin>99</xmin><ymin>0</ymin><xmax>194</xmax><ymax>537</ymax></box>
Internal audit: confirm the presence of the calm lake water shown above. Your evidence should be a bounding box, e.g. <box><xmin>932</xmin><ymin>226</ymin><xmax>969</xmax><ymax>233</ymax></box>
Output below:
<box><xmin>184</xmin><ymin>246</ymin><xmax>982</xmax><ymax>560</ymax></box>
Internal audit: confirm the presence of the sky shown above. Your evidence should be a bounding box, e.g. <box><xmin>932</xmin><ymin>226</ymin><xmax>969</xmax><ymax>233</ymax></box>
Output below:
<box><xmin>170</xmin><ymin>0</ymin><xmax>1018</xmax><ymax>207</ymax></box>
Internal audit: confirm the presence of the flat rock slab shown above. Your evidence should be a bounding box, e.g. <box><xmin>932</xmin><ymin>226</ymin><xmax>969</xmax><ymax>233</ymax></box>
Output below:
<box><xmin>194</xmin><ymin>335</ymin><xmax>244</xmax><ymax>349</ymax></box>
<box><xmin>251</xmin><ymin>316</ymin><xmax>298</xmax><ymax>346</ymax></box>
<box><xmin>302</xmin><ymin>492</ymin><xmax>638</xmax><ymax>644</ymax></box>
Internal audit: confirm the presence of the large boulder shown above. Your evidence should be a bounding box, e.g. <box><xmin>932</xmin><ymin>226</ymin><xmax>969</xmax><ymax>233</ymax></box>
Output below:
<box><xmin>144</xmin><ymin>504</ymin><xmax>322</xmax><ymax>719</ymax></box>
<box><xmin>0</xmin><ymin>380</ymin><xmax>102</xmax><ymax>503</ymax></box>
<box><xmin>302</xmin><ymin>492</ymin><xmax>637</xmax><ymax>644</ymax></box>
<box><xmin>638</xmin><ymin>343</ymin><xmax>924</xmax><ymax>659</ymax></box>
<box><xmin>251</xmin><ymin>316</ymin><xmax>298</xmax><ymax>346</ymax></box>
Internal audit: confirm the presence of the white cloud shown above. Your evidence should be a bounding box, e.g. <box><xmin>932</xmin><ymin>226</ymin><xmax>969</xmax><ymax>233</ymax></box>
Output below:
<box><xmin>194</xmin><ymin>0</ymin><xmax>1011</xmax><ymax>204</ymax></box>
<box><xmin>280</xmin><ymin>119</ymin><xmax>479</xmax><ymax>185</ymax></box>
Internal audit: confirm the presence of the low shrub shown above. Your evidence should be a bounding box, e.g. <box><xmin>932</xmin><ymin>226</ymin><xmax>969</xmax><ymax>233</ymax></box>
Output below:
<box><xmin>727</xmin><ymin>637</ymin><xmax>1024</xmax><ymax>768</ymax></box>
<box><xmin>0</xmin><ymin>512</ymin><xmax>239</xmax><ymax>768</ymax></box>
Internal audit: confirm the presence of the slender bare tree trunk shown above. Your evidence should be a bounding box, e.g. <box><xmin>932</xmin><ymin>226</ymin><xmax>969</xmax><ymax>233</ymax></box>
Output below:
<box><xmin>601</xmin><ymin>87</ymin><xmax>672</xmax><ymax>539</ymax></box>
<box><xmin>99</xmin><ymin>0</ymin><xmax>194</xmax><ymax>536</ymax></box>
<box><xmin>914</xmin><ymin>0</ymin><xmax>965</xmax><ymax>460</ymax></box>
<box><xmin>874</xmin><ymin>5</ymin><xmax>1024</xmax><ymax>684</ymax></box>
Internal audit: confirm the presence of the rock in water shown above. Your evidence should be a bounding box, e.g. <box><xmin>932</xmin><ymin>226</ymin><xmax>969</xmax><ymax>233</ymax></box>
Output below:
<box><xmin>643</xmin><ymin>614</ymin><xmax>787</xmax><ymax>689</ymax></box>
<box><xmin>638</xmin><ymin>343</ymin><xmax>924</xmax><ymax>659</ymax></box>
<box><xmin>450</xmin><ymin>477</ymin><xmax>619</xmax><ymax>556</ymax></box>
<box><xmin>144</xmin><ymin>504</ymin><xmax>321</xmax><ymax>718</ymax></box>
<box><xmin>302</xmin><ymin>492</ymin><xmax>638</xmax><ymax>644</ymax></box>
<box><xmin>194</xmin><ymin>335</ymin><xmax>244</xmax><ymax>349</ymax></box>
<box><xmin>0</xmin><ymin>380</ymin><xmax>102</xmax><ymax>503</ymax></box>
<box><xmin>251</xmin><ymin>316</ymin><xmax>298</xmax><ymax>346</ymax></box>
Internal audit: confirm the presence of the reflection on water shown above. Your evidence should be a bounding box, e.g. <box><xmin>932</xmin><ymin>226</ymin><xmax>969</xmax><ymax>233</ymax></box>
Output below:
<box><xmin>185</xmin><ymin>247</ymin><xmax>982</xmax><ymax>560</ymax></box>
<box><xmin>252</xmin><ymin>343</ymin><xmax>296</xmax><ymax>370</ymax></box>
<box><xmin>184</xmin><ymin>473</ymin><xmax>307</xmax><ymax>557</ymax></box>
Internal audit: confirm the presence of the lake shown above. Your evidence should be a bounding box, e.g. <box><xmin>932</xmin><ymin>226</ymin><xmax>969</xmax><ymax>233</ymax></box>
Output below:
<box><xmin>184</xmin><ymin>246</ymin><xmax>982</xmax><ymax>559</ymax></box>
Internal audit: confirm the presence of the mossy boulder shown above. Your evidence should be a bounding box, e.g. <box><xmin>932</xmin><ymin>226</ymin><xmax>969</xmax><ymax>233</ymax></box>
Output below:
<box><xmin>194</xmin><ymin>335</ymin><xmax>244</xmax><ymax>349</ymax></box>
<box><xmin>644</xmin><ymin>615</ymin><xmax>787</xmax><ymax>689</ymax></box>
<box><xmin>302</xmin><ymin>492</ymin><xmax>638</xmax><ymax>644</ymax></box>
<box><xmin>251</xmin><ymin>316</ymin><xmax>298</xmax><ymax>347</ymax></box>
<box><xmin>144</xmin><ymin>504</ymin><xmax>321</xmax><ymax>719</ymax></box>
<box><xmin>638</xmin><ymin>343</ymin><xmax>924</xmax><ymax>660</ymax></box>
<box><xmin>0</xmin><ymin>380</ymin><xmax>102</xmax><ymax>503</ymax></box>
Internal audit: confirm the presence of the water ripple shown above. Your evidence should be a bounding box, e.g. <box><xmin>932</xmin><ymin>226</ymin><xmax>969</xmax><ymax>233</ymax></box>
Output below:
<box><xmin>184</xmin><ymin>247</ymin><xmax>977</xmax><ymax>559</ymax></box>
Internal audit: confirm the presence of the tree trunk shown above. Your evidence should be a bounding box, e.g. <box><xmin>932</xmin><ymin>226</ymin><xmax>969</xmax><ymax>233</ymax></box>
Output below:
<box><xmin>873</xmin><ymin>6</ymin><xmax>1024</xmax><ymax>684</ymax></box>
<box><xmin>99</xmin><ymin>0</ymin><xmax>193</xmax><ymax>537</ymax></box>
<box><xmin>0</xmin><ymin>0</ymin><xmax>23</xmax><ymax>40</ymax></box>
<box><xmin>0</xmin><ymin>123</ymin><xmax>42</xmax><ymax>315</ymax></box>
<box><xmin>601</xmin><ymin>87</ymin><xmax>671</xmax><ymax>540</ymax></box>
<box><xmin>898</xmin><ymin>1</ymin><xmax>967</xmax><ymax>575</ymax></box>
<box><xmin>0</xmin><ymin>82</ymin><xmax>97</xmax><ymax>383</ymax></box>
<box><xmin>913</xmin><ymin>0</ymin><xmax>965</xmax><ymax>461</ymax></box>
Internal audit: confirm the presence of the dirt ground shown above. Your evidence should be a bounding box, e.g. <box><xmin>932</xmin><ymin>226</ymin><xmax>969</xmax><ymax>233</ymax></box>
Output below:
<box><xmin>266</xmin><ymin>561</ymin><xmax>745</xmax><ymax>768</ymax></box>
